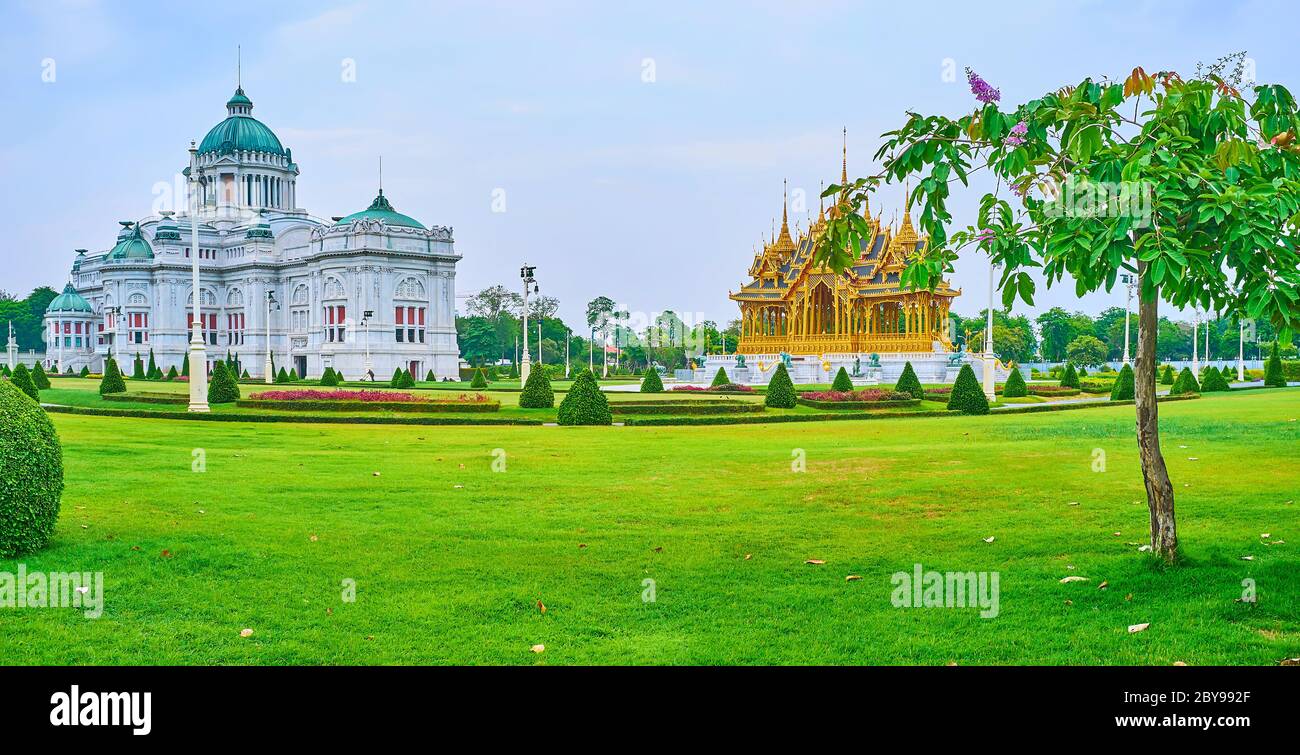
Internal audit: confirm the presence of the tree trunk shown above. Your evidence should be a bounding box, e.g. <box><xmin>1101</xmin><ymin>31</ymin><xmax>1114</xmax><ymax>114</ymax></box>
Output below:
<box><xmin>1134</xmin><ymin>260</ymin><xmax>1178</xmax><ymax>561</ymax></box>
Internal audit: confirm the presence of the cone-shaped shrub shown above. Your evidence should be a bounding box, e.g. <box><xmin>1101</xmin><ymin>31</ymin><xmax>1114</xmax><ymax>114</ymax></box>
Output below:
<box><xmin>207</xmin><ymin>360</ymin><xmax>240</xmax><ymax>404</ymax></box>
<box><xmin>79</xmin><ymin>366</ymin><xmax>90</xmax><ymax>378</ymax></box>
<box><xmin>287</xmin><ymin>368</ymin><xmax>300</xmax><ymax>383</ymax></box>
<box><xmin>320</xmin><ymin>367</ymin><xmax>340</xmax><ymax>387</ymax></box>
<box><xmin>181</xmin><ymin>353</ymin><xmax>190</xmax><ymax>377</ymax></box>
<box><xmin>98</xmin><ymin>358</ymin><xmax>126</xmax><ymax>395</ymax></box>
<box><xmin>0</xmin><ymin>379</ymin><xmax>64</xmax><ymax>557</ymax></box>
<box><xmin>710</xmin><ymin>366</ymin><xmax>730</xmax><ymax>387</ymax></box>
<box><xmin>557</xmin><ymin>368</ymin><xmax>611</xmax><ymax>425</ymax></box>
<box><xmin>397</xmin><ymin>369</ymin><xmax>415</xmax><ymax>388</ymax></box>
<box><xmin>1060</xmin><ymin>363</ymin><xmax>1080</xmax><ymax>388</ymax></box>
<box><xmin>32</xmin><ymin>362</ymin><xmax>50</xmax><ymax>390</ymax></box>
<box><xmin>390</xmin><ymin>368</ymin><xmax>404</xmax><ymax>387</ymax></box>
<box><xmin>1001</xmin><ymin>367</ymin><xmax>1028</xmax><ymax>398</ymax></box>
<box><xmin>765</xmin><ymin>363</ymin><xmax>796</xmax><ymax>408</ymax></box>
<box><xmin>831</xmin><ymin>366</ymin><xmax>853</xmax><ymax>392</ymax></box>
<box><xmin>894</xmin><ymin>361</ymin><xmax>923</xmax><ymax>399</ymax></box>
<box><xmin>640</xmin><ymin>367</ymin><xmax>664</xmax><ymax>393</ymax></box>
<box><xmin>11</xmin><ymin>363</ymin><xmax>39</xmax><ymax>401</ymax></box>
<box><xmin>132</xmin><ymin>353</ymin><xmax>145</xmax><ymax>380</ymax></box>
<box><xmin>1264</xmin><ymin>342</ymin><xmax>1286</xmax><ymax>387</ymax></box>
<box><xmin>147</xmin><ymin>350</ymin><xmax>158</xmax><ymax>379</ymax></box>
<box><xmin>947</xmin><ymin>363</ymin><xmax>989</xmax><ymax>415</ymax></box>
<box><xmin>1110</xmin><ymin>363</ymin><xmax>1135</xmax><ymax>401</ymax></box>
<box><xmin>470</xmin><ymin>368</ymin><xmax>488</xmax><ymax>389</ymax></box>
<box><xmin>425</xmin><ymin>370</ymin><xmax>436</xmax><ymax>382</ymax></box>
<box><xmin>241</xmin><ymin>369</ymin><xmax>250</xmax><ymax>379</ymax></box>
<box><xmin>1169</xmin><ymin>367</ymin><xmax>1200</xmax><ymax>395</ymax></box>
<box><xmin>1200</xmin><ymin>365</ymin><xmax>1230</xmax><ymax>392</ymax></box>
<box><xmin>1160</xmin><ymin>364</ymin><xmax>1174</xmax><ymax>384</ymax></box>
<box><xmin>276</xmin><ymin>367</ymin><xmax>290</xmax><ymax>384</ymax></box>
<box><xmin>508</xmin><ymin>362</ymin><xmax>520</xmax><ymax>379</ymax></box>
<box><xmin>520</xmin><ymin>363</ymin><xmax>555</xmax><ymax>408</ymax></box>
<box><xmin>166</xmin><ymin>365</ymin><xmax>179</xmax><ymax>380</ymax></box>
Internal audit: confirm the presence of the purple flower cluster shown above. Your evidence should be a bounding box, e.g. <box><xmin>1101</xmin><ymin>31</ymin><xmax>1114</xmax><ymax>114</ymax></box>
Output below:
<box><xmin>966</xmin><ymin>67</ymin><xmax>1001</xmax><ymax>104</ymax></box>
<box><xmin>1004</xmin><ymin>120</ymin><xmax>1028</xmax><ymax>147</ymax></box>
<box><xmin>975</xmin><ymin>228</ymin><xmax>995</xmax><ymax>243</ymax></box>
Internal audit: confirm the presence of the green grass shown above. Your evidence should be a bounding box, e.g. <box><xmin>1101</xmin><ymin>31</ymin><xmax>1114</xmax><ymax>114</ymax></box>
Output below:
<box><xmin>2</xmin><ymin>388</ymin><xmax>1297</xmax><ymax>664</ymax></box>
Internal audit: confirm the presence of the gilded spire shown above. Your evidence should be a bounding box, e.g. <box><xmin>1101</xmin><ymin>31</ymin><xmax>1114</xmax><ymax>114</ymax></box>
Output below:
<box><xmin>771</xmin><ymin>180</ymin><xmax>796</xmax><ymax>257</ymax></box>
<box><xmin>841</xmin><ymin>127</ymin><xmax>848</xmax><ymax>186</ymax></box>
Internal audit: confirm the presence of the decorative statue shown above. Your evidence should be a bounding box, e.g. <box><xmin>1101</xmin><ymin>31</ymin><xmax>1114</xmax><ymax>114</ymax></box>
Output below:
<box><xmin>651</xmin><ymin>360</ymin><xmax>668</xmax><ymax>376</ymax></box>
<box><xmin>868</xmin><ymin>352</ymin><xmax>881</xmax><ymax>367</ymax></box>
<box><xmin>852</xmin><ymin>357</ymin><xmax>862</xmax><ymax>377</ymax></box>
<box><xmin>779</xmin><ymin>351</ymin><xmax>793</xmax><ymax>369</ymax></box>
<box><xmin>734</xmin><ymin>354</ymin><xmax>746</xmax><ymax>369</ymax></box>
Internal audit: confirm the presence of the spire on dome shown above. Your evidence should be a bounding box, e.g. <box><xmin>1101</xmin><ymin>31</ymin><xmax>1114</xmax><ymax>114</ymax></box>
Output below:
<box><xmin>841</xmin><ymin>127</ymin><xmax>848</xmax><ymax>186</ymax></box>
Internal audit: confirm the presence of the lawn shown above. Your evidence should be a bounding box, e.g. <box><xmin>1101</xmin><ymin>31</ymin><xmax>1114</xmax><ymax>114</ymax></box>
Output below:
<box><xmin>2</xmin><ymin>388</ymin><xmax>1297</xmax><ymax>664</ymax></box>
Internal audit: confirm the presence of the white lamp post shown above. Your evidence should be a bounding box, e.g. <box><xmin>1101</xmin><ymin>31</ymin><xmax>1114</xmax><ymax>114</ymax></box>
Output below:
<box><xmin>1191</xmin><ymin>308</ymin><xmax>1199</xmax><ymax>376</ymax></box>
<box><xmin>187</xmin><ymin>141</ymin><xmax>209</xmax><ymax>412</ymax></box>
<box><xmin>565</xmin><ymin>327</ymin><xmax>570</xmax><ymax>378</ymax></box>
<box><xmin>983</xmin><ymin>259</ymin><xmax>996</xmax><ymax>400</ymax></box>
<box><xmin>519</xmin><ymin>264</ymin><xmax>536</xmax><ymax>383</ymax></box>
<box><xmin>6</xmin><ymin>320</ymin><xmax>16</xmax><ymax>370</ymax></box>
<box><xmin>1238</xmin><ymin>317</ymin><xmax>1246</xmax><ymax>382</ymax></box>
<box><xmin>362</xmin><ymin>309</ymin><xmax>374</xmax><ymax>380</ymax></box>
<box><xmin>264</xmin><ymin>290</ymin><xmax>277</xmax><ymax>383</ymax></box>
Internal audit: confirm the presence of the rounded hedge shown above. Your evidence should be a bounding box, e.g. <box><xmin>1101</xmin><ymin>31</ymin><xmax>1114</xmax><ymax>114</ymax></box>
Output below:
<box><xmin>11</xmin><ymin>363</ymin><xmax>39</xmax><ymax>402</ymax></box>
<box><xmin>32</xmin><ymin>363</ymin><xmax>51</xmax><ymax>390</ymax></box>
<box><xmin>947</xmin><ymin>363</ymin><xmax>989</xmax><ymax>415</ymax></box>
<box><xmin>831</xmin><ymin>366</ymin><xmax>853</xmax><ymax>392</ymax></box>
<box><xmin>207</xmin><ymin>361</ymin><xmax>241</xmax><ymax>404</ymax></box>
<box><xmin>1109</xmin><ymin>363</ymin><xmax>1135</xmax><ymax>401</ymax></box>
<box><xmin>557</xmin><ymin>369</ymin><xmax>611</xmax><ymax>425</ymax></box>
<box><xmin>519</xmin><ymin>363</ymin><xmax>555</xmax><ymax>408</ymax></box>
<box><xmin>894</xmin><ymin>361</ymin><xmax>923</xmax><ymax>400</ymax></box>
<box><xmin>0</xmin><ymin>379</ymin><xmax>64</xmax><ymax>557</ymax></box>
<box><xmin>99</xmin><ymin>357</ymin><xmax>126</xmax><ymax>395</ymax></box>
<box><xmin>1001</xmin><ymin>367</ymin><xmax>1028</xmax><ymax>398</ymax></box>
<box><xmin>710</xmin><ymin>366</ymin><xmax>730</xmax><ymax>387</ymax></box>
<box><xmin>764</xmin><ymin>363</ymin><xmax>797</xmax><ymax>408</ymax></box>
<box><xmin>640</xmin><ymin>367</ymin><xmax>664</xmax><ymax>393</ymax></box>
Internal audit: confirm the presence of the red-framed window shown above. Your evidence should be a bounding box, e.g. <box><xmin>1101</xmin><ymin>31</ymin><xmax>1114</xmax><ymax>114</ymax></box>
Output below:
<box><xmin>394</xmin><ymin>306</ymin><xmax>425</xmax><ymax>343</ymax></box>
<box><xmin>187</xmin><ymin>312</ymin><xmax>218</xmax><ymax>345</ymax></box>
<box><xmin>128</xmin><ymin>312</ymin><xmax>149</xmax><ymax>344</ymax></box>
<box><xmin>226</xmin><ymin>312</ymin><xmax>245</xmax><ymax>346</ymax></box>
<box><xmin>325</xmin><ymin>305</ymin><xmax>346</xmax><ymax>343</ymax></box>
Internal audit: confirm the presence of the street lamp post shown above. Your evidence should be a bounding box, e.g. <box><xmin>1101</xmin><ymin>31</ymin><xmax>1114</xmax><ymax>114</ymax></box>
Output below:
<box><xmin>6</xmin><ymin>320</ymin><xmax>16</xmax><ymax>370</ymax></box>
<box><xmin>1191</xmin><ymin>308</ymin><xmax>1199</xmax><ymax>376</ymax></box>
<box><xmin>264</xmin><ymin>290</ymin><xmax>277</xmax><ymax>383</ymax></box>
<box><xmin>362</xmin><ymin>310</ymin><xmax>374</xmax><ymax>380</ymax></box>
<box><xmin>1238</xmin><ymin>317</ymin><xmax>1246</xmax><ymax>382</ymax></box>
<box><xmin>565</xmin><ymin>327</ymin><xmax>570</xmax><ymax>378</ymax></box>
<box><xmin>519</xmin><ymin>264</ymin><xmax>536</xmax><ymax>383</ymax></box>
<box><xmin>187</xmin><ymin>141</ymin><xmax>209</xmax><ymax>412</ymax></box>
<box><xmin>982</xmin><ymin>259</ymin><xmax>996</xmax><ymax>400</ymax></box>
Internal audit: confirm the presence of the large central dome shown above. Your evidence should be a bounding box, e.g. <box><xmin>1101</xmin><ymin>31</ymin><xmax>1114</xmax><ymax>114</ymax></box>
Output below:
<box><xmin>197</xmin><ymin>87</ymin><xmax>286</xmax><ymax>157</ymax></box>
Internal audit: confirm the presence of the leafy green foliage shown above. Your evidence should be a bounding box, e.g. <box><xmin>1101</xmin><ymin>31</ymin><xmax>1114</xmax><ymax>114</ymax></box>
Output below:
<box><xmin>1170</xmin><ymin>367</ymin><xmax>1201</xmax><ymax>395</ymax></box>
<box><xmin>147</xmin><ymin>350</ymin><xmax>159</xmax><ymax>380</ymax></box>
<box><xmin>396</xmin><ymin>369</ymin><xmax>416</xmax><ymax>389</ymax></box>
<box><xmin>470</xmin><ymin>368</ymin><xmax>488</xmax><ymax>389</ymax></box>
<box><xmin>557</xmin><ymin>369</ymin><xmax>611</xmax><ymax>425</ymax></box>
<box><xmin>640</xmin><ymin>367</ymin><xmax>664</xmax><ymax>393</ymax></box>
<box><xmin>320</xmin><ymin>367</ymin><xmax>340</xmax><ymax>387</ymax></box>
<box><xmin>276</xmin><ymin>367</ymin><xmax>290</xmax><ymax>384</ymax></box>
<box><xmin>181</xmin><ymin>353</ymin><xmax>190</xmax><ymax>377</ymax></box>
<box><xmin>764</xmin><ymin>363</ymin><xmax>797</xmax><ymax>408</ymax></box>
<box><xmin>32</xmin><ymin>362</ymin><xmax>50</xmax><ymax>390</ymax></box>
<box><xmin>1066</xmin><ymin>335</ymin><xmax>1108</xmax><ymax>368</ymax></box>
<box><xmin>99</xmin><ymin>358</ymin><xmax>126</xmax><ymax>395</ymax></box>
<box><xmin>1200</xmin><ymin>365</ymin><xmax>1230</xmax><ymax>392</ymax></box>
<box><xmin>711</xmin><ymin>366</ymin><xmax>730</xmax><ymax>387</ymax></box>
<box><xmin>1060</xmin><ymin>363</ymin><xmax>1080</xmax><ymax>388</ymax></box>
<box><xmin>79</xmin><ymin>366</ymin><xmax>90</xmax><ymax>378</ymax></box>
<box><xmin>1110</xmin><ymin>363</ymin><xmax>1136</xmax><ymax>400</ymax></box>
<box><xmin>831</xmin><ymin>366</ymin><xmax>853</xmax><ymax>391</ymax></box>
<box><xmin>1160</xmin><ymin>364</ymin><xmax>1175</xmax><ymax>384</ymax></box>
<box><xmin>1264</xmin><ymin>342</ymin><xmax>1287</xmax><ymax>386</ymax></box>
<box><xmin>947</xmin><ymin>363</ymin><xmax>989</xmax><ymax>415</ymax></box>
<box><xmin>390</xmin><ymin>368</ymin><xmax>404</xmax><ymax>387</ymax></box>
<box><xmin>519</xmin><ymin>364</ymin><xmax>555</xmax><ymax>408</ymax></box>
<box><xmin>1002</xmin><ymin>367</ymin><xmax>1028</xmax><ymax>397</ymax></box>
<box><xmin>132</xmin><ymin>353</ymin><xmax>145</xmax><ymax>379</ymax></box>
<box><xmin>894</xmin><ymin>361</ymin><xmax>923</xmax><ymax>399</ymax></box>
<box><xmin>10</xmin><ymin>363</ymin><xmax>38</xmax><ymax>401</ymax></box>
<box><xmin>0</xmin><ymin>379</ymin><xmax>63</xmax><ymax>557</ymax></box>
<box><xmin>425</xmin><ymin>370</ymin><xmax>436</xmax><ymax>382</ymax></box>
<box><xmin>207</xmin><ymin>361</ymin><xmax>241</xmax><ymax>404</ymax></box>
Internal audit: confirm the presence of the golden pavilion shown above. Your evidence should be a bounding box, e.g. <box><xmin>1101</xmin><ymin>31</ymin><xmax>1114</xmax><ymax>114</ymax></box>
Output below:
<box><xmin>729</xmin><ymin>144</ymin><xmax>961</xmax><ymax>357</ymax></box>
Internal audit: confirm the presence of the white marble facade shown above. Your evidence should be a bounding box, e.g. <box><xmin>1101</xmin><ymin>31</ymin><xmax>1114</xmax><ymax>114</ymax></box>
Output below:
<box><xmin>46</xmin><ymin>85</ymin><xmax>461</xmax><ymax>380</ymax></box>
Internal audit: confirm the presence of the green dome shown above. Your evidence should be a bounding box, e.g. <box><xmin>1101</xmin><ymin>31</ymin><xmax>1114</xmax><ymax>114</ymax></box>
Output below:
<box><xmin>46</xmin><ymin>283</ymin><xmax>93</xmax><ymax>314</ymax></box>
<box><xmin>198</xmin><ymin>88</ymin><xmax>285</xmax><ymax>157</ymax></box>
<box><xmin>337</xmin><ymin>191</ymin><xmax>424</xmax><ymax>229</ymax></box>
<box><xmin>107</xmin><ymin>225</ymin><xmax>154</xmax><ymax>260</ymax></box>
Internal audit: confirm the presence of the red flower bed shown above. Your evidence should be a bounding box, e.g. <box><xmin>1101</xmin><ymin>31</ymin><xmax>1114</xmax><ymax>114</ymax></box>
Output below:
<box><xmin>248</xmin><ymin>389</ymin><xmax>440</xmax><ymax>403</ymax></box>
<box><xmin>800</xmin><ymin>389</ymin><xmax>912</xmax><ymax>402</ymax></box>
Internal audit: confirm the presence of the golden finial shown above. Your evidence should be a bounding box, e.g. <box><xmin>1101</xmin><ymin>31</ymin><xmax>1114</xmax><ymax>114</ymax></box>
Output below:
<box><xmin>841</xmin><ymin>127</ymin><xmax>848</xmax><ymax>186</ymax></box>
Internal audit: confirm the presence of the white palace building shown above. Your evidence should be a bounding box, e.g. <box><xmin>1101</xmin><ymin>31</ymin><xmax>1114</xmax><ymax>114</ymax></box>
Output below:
<box><xmin>43</xmin><ymin>84</ymin><xmax>461</xmax><ymax>380</ymax></box>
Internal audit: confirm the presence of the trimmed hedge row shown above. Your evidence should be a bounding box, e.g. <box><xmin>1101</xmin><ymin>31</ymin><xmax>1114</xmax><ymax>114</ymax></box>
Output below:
<box><xmin>795</xmin><ymin>397</ymin><xmax>922</xmax><ymax>411</ymax></box>
<box><xmin>44</xmin><ymin>404</ymin><xmax>536</xmax><ymax>425</ymax></box>
<box><xmin>102</xmin><ymin>392</ymin><xmax>190</xmax><ymax>405</ymax></box>
<box><xmin>235</xmin><ymin>399</ymin><xmax>501</xmax><ymax>413</ymax></box>
<box><xmin>610</xmin><ymin>402</ymin><xmax>765</xmax><ymax>415</ymax></box>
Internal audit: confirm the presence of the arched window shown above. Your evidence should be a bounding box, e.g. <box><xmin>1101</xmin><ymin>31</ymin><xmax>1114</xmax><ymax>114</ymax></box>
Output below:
<box><xmin>292</xmin><ymin>284</ymin><xmax>310</xmax><ymax>305</ymax></box>
<box><xmin>127</xmin><ymin>292</ymin><xmax>148</xmax><ymax>307</ymax></box>
<box><xmin>394</xmin><ymin>277</ymin><xmax>426</xmax><ymax>300</ymax></box>
<box><xmin>324</xmin><ymin>277</ymin><xmax>345</xmax><ymax>301</ymax></box>
<box><xmin>227</xmin><ymin>288</ymin><xmax>245</xmax><ymax>308</ymax></box>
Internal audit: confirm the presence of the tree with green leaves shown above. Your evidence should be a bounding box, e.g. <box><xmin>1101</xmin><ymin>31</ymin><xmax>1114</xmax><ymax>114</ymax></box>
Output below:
<box><xmin>1066</xmin><ymin>334</ymin><xmax>1108</xmax><ymax>369</ymax></box>
<box><xmin>320</xmin><ymin>367</ymin><xmax>340</xmax><ymax>387</ymax></box>
<box><xmin>1110</xmin><ymin>363</ymin><xmax>1136</xmax><ymax>400</ymax></box>
<box><xmin>947</xmin><ymin>364</ymin><xmax>989</xmax><ymax>415</ymax></box>
<box><xmin>181</xmin><ymin>353</ymin><xmax>190</xmax><ymax>377</ymax></box>
<box><xmin>276</xmin><ymin>367</ymin><xmax>290</xmax><ymax>384</ymax></box>
<box><xmin>79</xmin><ymin>366</ymin><xmax>90</xmax><ymax>378</ymax></box>
<box><xmin>640</xmin><ymin>367</ymin><xmax>664</xmax><ymax>393</ymax></box>
<box><xmin>10</xmin><ymin>363</ymin><xmax>38</xmax><ymax>401</ymax></box>
<box><xmin>398</xmin><ymin>369</ymin><xmax>415</xmax><ymax>388</ymax></box>
<box><xmin>31</xmin><ymin>362</ymin><xmax>50</xmax><ymax>390</ymax></box>
<box><xmin>831</xmin><ymin>366</ymin><xmax>853</xmax><ymax>391</ymax></box>
<box><xmin>764</xmin><ymin>363</ymin><xmax>796</xmax><ymax>408</ymax></box>
<box><xmin>1160</xmin><ymin>364</ymin><xmax>1175</xmax><ymax>384</ymax></box>
<box><xmin>710</xmin><ymin>366</ymin><xmax>730</xmax><ymax>387</ymax></box>
<box><xmin>1059</xmin><ymin>363</ymin><xmax>1080</xmax><ymax>389</ymax></box>
<box><xmin>425</xmin><ymin>370</ymin><xmax>436</xmax><ymax>382</ymax></box>
<box><xmin>816</xmin><ymin>55</ymin><xmax>1300</xmax><ymax>559</ymax></box>
<box><xmin>1002</xmin><ymin>366</ymin><xmax>1028</xmax><ymax>397</ymax></box>
<box><xmin>470</xmin><ymin>368</ymin><xmax>488</xmax><ymax>389</ymax></box>
<box><xmin>1264</xmin><ymin>341</ymin><xmax>1287</xmax><ymax>386</ymax></box>
<box><xmin>166</xmin><ymin>365</ymin><xmax>179</xmax><ymax>380</ymax></box>
<box><xmin>894</xmin><ymin>361</ymin><xmax>924</xmax><ymax>399</ymax></box>
<box><xmin>99</xmin><ymin>358</ymin><xmax>126</xmax><ymax>395</ymax></box>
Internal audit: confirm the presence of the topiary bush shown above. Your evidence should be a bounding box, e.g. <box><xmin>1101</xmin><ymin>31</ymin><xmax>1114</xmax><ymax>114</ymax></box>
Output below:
<box><xmin>1200</xmin><ymin>365</ymin><xmax>1230</xmax><ymax>392</ymax></box>
<box><xmin>398</xmin><ymin>369</ymin><xmax>416</xmax><ymax>388</ymax></box>
<box><xmin>320</xmin><ymin>367</ymin><xmax>340</xmax><ymax>387</ymax></box>
<box><xmin>1264</xmin><ymin>342</ymin><xmax>1286</xmax><ymax>387</ymax></box>
<box><xmin>1169</xmin><ymin>366</ymin><xmax>1200</xmax><ymax>395</ymax></box>
<box><xmin>470</xmin><ymin>368</ymin><xmax>488</xmax><ymax>389</ymax></box>
<box><xmin>764</xmin><ymin>363</ymin><xmax>797</xmax><ymax>408</ymax></box>
<box><xmin>166</xmin><ymin>365</ymin><xmax>179</xmax><ymax>380</ymax></box>
<box><xmin>640</xmin><ymin>367</ymin><xmax>664</xmax><ymax>393</ymax></box>
<box><xmin>519</xmin><ymin>363</ymin><xmax>555</xmax><ymax>408</ymax></box>
<box><xmin>98</xmin><ymin>357</ymin><xmax>126</xmax><ymax>395</ymax></box>
<box><xmin>147</xmin><ymin>350</ymin><xmax>159</xmax><ymax>380</ymax></box>
<box><xmin>894</xmin><ymin>361</ymin><xmax>923</xmax><ymax>400</ymax></box>
<box><xmin>11</xmin><ymin>363</ymin><xmax>39</xmax><ymax>401</ymax></box>
<box><xmin>557</xmin><ymin>368</ymin><xmax>611</xmax><ymax>425</ymax></box>
<box><xmin>425</xmin><ymin>370</ymin><xmax>436</xmax><ymax>382</ymax></box>
<box><xmin>0</xmin><ymin>379</ymin><xmax>64</xmax><ymax>557</ymax></box>
<box><xmin>1060</xmin><ymin>363</ymin><xmax>1080</xmax><ymax>388</ymax></box>
<box><xmin>32</xmin><ymin>363</ymin><xmax>51</xmax><ymax>390</ymax></box>
<box><xmin>947</xmin><ymin>363</ymin><xmax>989</xmax><ymax>415</ymax></box>
<box><xmin>831</xmin><ymin>366</ymin><xmax>853</xmax><ymax>392</ymax></box>
<box><xmin>1001</xmin><ymin>367</ymin><xmax>1028</xmax><ymax>398</ymax></box>
<box><xmin>207</xmin><ymin>360</ymin><xmax>241</xmax><ymax>404</ymax></box>
<box><xmin>1110</xmin><ymin>363</ymin><xmax>1135</xmax><ymax>401</ymax></box>
<box><xmin>711</xmin><ymin>366</ymin><xmax>730</xmax><ymax>387</ymax></box>
<box><xmin>132</xmin><ymin>353</ymin><xmax>145</xmax><ymax>380</ymax></box>
<box><xmin>79</xmin><ymin>366</ymin><xmax>90</xmax><ymax>378</ymax></box>
<box><xmin>1160</xmin><ymin>364</ymin><xmax>1175</xmax><ymax>385</ymax></box>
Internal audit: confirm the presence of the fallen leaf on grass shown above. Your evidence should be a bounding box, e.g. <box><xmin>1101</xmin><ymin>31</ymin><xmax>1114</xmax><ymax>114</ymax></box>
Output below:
<box><xmin>1241</xmin><ymin>555</ymin><xmax>1254</xmax><ymax>561</ymax></box>
<box><xmin>1060</xmin><ymin>576</ymin><xmax>1089</xmax><ymax>583</ymax></box>
<box><xmin>160</xmin><ymin>549</ymin><xmax>173</xmax><ymax>559</ymax></box>
<box><xmin>309</xmin><ymin>535</ymin><xmax>318</xmax><ymax>542</ymax></box>
<box><xmin>1128</xmin><ymin>623</ymin><xmax>1150</xmax><ymax>634</ymax></box>
<box><xmin>1138</xmin><ymin>545</ymin><xmax>1152</xmax><ymax>552</ymax></box>
<box><xmin>744</xmin><ymin>554</ymin><xmax>752</xmax><ymax>560</ymax></box>
<box><xmin>578</xmin><ymin>543</ymin><xmax>587</xmax><ymax>549</ymax></box>
<box><xmin>845</xmin><ymin>575</ymin><xmax>862</xmax><ymax>582</ymax></box>
<box><xmin>240</xmin><ymin>628</ymin><xmax>254</xmax><ymax>638</ymax></box>
<box><xmin>1280</xmin><ymin>657</ymin><xmax>1300</xmax><ymax>666</ymax></box>
<box><xmin>1113</xmin><ymin>532</ymin><xmax>1122</xmax><ymax>536</ymax></box>
<box><xmin>1067</xmin><ymin>501</ymin><xmax>1080</xmax><ymax>506</ymax></box>
<box><xmin>372</xmin><ymin>472</ymin><xmax>380</xmax><ymax>477</ymax></box>
<box><xmin>1173</xmin><ymin>661</ymin><xmax>1187</xmax><ymax>666</ymax></box>
<box><xmin>983</xmin><ymin>536</ymin><xmax>995</xmax><ymax>543</ymax></box>
<box><xmin>537</xmin><ymin>600</ymin><xmax>546</xmax><ymax>614</ymax></box>
<box><xmin>1098</xmin><ymin>581</ymin><xmax>1109</xmax><ymax>590</ymax></box>
<box><xmin>805</xmin><ymin>559</ymin><xmax>826</xmax><ymax>565</ymax></box>
<box><xmin>530</xmin><ymin>644</ymin><xmax>545</xmax><ymax>654</ymax></box>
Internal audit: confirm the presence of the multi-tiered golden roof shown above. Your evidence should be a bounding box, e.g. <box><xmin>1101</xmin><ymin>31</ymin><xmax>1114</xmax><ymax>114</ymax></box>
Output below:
<box><xmin>730</xmin><ymin>137</ymin><xmax>961</xmax><ymax>355</ymax></box>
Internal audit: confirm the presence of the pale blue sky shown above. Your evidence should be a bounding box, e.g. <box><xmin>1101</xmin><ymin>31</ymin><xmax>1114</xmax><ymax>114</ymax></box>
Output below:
<box><xmin>2</xmin><ymin>0</ymin><xmax>1296</xmax><ymax>329</ymax></box>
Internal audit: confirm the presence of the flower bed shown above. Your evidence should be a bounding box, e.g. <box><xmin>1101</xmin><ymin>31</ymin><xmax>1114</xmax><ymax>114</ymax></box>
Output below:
<box><xmin>610</xmin><ymin>401</ymin><xmax>765</xmax><ymax>415</ymax></box>
<box><xmin>102</xmin><ymin>391</ymin><xmax>189</xmax><ymax>405</ymax></box>
<box><xmin>796</xmin><ymin>389</ymin><xmax>920</xmax><ymax>410</ymax></box>
<box><xmin>240</xmin><ymin>389</ymin><xmax>498</xmax><ymax>413</ymax></box>
<box><xmin>671</xmin><ymin>383</ymin><xmax>755</xmax><ymax>393</ymax></box>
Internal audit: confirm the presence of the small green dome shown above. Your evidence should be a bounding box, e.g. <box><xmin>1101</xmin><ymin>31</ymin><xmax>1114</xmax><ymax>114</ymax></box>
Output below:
<box><xmin>107</xmin><ymin>224</ymin><xmax>154</xmax><ymax>260</ymax></box>
<box><xmin>46</xmin><ymin>283</ymin><xmax>93</xmax><ymax>314</ymax></box>
<box><xmin>198</xmin><ymin>88</ymin><xmax>285</xmax><ymax>157</ymax></box>
<box><xmin>337</xmin><ymin>191</ymin><xmax>424</xmax><ymax>229</ymax></box>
